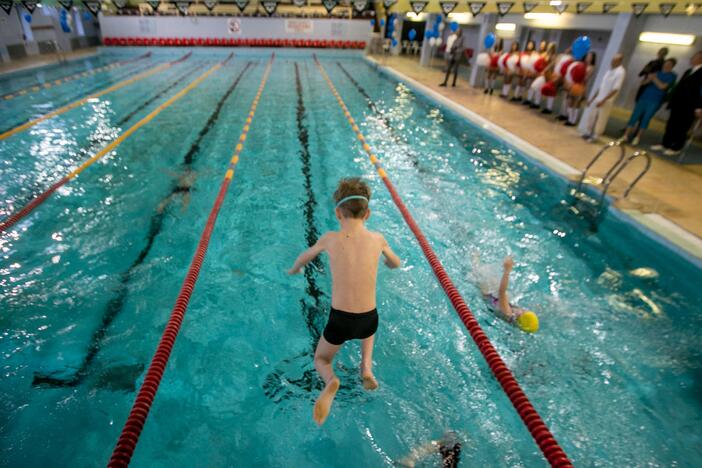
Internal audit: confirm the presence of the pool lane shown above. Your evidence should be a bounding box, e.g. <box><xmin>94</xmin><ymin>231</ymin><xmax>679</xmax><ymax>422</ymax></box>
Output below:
<box><xmin>0</xmin><ymin>52</ymin><xmax>192</xmax><ymax>141</ymax></box>
<box><xmin>31</xmin><ymin>61</ymin><xmax>255</xmax><ymax>389</ymax></box>
<box><xmin>0</xmin><ymin>52</ymin><xmax>152</xmax><ymax>101</ymax></box>
<box><xmin>0</xmin><ymin>54</ymin><xmax>230</xmax><ymax>235</ymax></box>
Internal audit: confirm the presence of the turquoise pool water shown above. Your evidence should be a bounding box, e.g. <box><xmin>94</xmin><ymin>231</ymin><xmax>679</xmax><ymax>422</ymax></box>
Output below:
<box><xmin>1</xmin><ymin>48</ymin><xmax>701</xmax><ymax>467</ymax></box>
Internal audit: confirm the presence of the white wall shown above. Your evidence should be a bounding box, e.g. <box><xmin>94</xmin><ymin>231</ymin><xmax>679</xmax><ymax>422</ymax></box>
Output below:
<box><xmin>99</xmin><ymin>16</ymin><xmax>372</xmax><ymax>41</ymax></box>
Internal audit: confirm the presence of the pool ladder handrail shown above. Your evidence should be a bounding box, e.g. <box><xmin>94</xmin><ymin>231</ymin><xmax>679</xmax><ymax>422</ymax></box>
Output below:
<box><xmin>574</xmin><ymin>140</ymin><xmax>652</xmax><ymax>204</ymax></box>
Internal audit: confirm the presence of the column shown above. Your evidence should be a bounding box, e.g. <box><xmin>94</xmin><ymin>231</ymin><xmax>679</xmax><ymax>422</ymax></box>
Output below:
<box><xmin>468</xmin><ymin>13</ymin><xmax>497</xmax><ymax>86</ymax></box>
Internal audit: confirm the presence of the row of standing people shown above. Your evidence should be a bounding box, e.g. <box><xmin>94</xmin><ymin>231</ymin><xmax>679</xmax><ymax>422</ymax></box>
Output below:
<box><xmin>482</xmin><ymin>39</ymin><xmax>598</xmax><ymax>129</ymax></box>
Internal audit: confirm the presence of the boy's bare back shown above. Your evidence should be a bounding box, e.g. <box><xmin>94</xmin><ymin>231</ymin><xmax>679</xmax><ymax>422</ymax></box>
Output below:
<box><xmin>319</xmin><ymin>228</ymin><xmax>392</xmax><ymax>313</ymax></box>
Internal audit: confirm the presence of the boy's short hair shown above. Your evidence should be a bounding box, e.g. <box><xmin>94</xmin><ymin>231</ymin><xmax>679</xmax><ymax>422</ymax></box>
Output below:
<box><xmin>334</xmin><ymin>177</ymin><xmax>371</xmax><ymax>219</ymax></box>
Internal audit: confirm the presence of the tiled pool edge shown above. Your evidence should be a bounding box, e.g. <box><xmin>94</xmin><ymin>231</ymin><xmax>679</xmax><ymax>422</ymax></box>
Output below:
<box><xmin>363</xmin><ymin>55</ymin><xmax>702</xmax><ymax>267</ymax></box>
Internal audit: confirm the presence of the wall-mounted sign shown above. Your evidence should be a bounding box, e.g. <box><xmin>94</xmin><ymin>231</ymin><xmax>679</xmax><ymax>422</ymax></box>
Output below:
<box><xmin>227</xmin><ymin>17</ymin><xmax>240</xmax><ymax>33</ymax></box>
<box><xmin>602</xmin><ymin>2</ymin><xmax>616</xmax><ymax>13</ymax></box>
<box><xmin>0</xmin><ymin>0</ymin><xmax>12</xmax><ymax>14</ymax></box>
<box><xmin>410</xmin><ymin>1</ymin><xmax>427</xmax><ymax>13</ymax></box>
<box><xmin>204</xmin><ymin>0</ymin><xmax>218</xmax><ymax>11</ymax></box>
<box><xmin>22</xmin><ymin>0</ymin><xmax>39</xmax><ymax>13</ymax></box>
<box><xmin>261</xmin><ymin>0</ymin><xmax>277</xmax><ymax>14</ymax></box>
<box><xmin>58</xmin><ymin>0</ymin><xmax>74</xmax><ymax>11</ymax></box>
<box><xmin>468</xmin><ymin>1</ymin><xmax>486</xmax><ymax>16</ymax></box>
<box><xmin>285</xmin><ymin>18</ymin><xmax>313</xmax><ymax>33</ymax></box>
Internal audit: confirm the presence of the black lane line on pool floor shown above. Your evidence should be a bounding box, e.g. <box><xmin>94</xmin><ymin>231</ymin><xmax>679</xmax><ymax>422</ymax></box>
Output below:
<box><xmin>32</xmin><ymin>61</ymin><xmax>255</xmax><ymax>390</ymax></box>
<box><xmin>335</xmin><ymin>62</ymin><xmax>421</xmax><ymax>169</ymax></box>
<box><xmin>262</xmin><ymin>63</ymin><xmax>363</xmax><ymax>404</ymax></box>
<box><xmin>0</xmin><ymin>57</ymin><xmax>171</xmax><ymax>135</ymax></box>
<box><xmin>9</xmin><ymin>61</ymin><xmax>206</xmax><ymax>213</ymax></box>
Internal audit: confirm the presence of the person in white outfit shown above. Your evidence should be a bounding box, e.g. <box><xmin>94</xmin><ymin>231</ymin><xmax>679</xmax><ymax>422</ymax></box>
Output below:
<box><xmin>580</xmin><ymin>53</ymin><xmax>626</xmax><ymax>143</ymax></box>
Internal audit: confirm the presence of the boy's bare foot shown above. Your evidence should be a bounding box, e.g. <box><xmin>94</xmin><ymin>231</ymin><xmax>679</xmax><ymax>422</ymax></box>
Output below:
<box><xmin>313</xmin><ymin>377</ymin><xmax>340</xmax><ymax>426</ymax></box>
<box><xmin>362</xmin><ymin>372</ymin><xmax>378</xmax><ymax>390</ymax></box>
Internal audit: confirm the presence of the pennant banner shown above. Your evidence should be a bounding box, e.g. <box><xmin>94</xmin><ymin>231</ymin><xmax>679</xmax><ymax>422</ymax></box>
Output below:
<box><xmin>58</xmin><ymin>0</ymin><xmax>74</xmax><ymax>10</ymax></box>
<box><xmin>632</xmin><ymin>2</ymin><xmax>647</xmax><ymax>16</ymax></box>
<box><xmin>382</xmin><ymin>0</ymin><xmax>396</xmax><ymax>9</ymax></box>
<box><xmin>522</xmin><ymin>1</ymin><xmax>537</xmax><ymax>12</ymax></box>
<box><xmin>353</xmin><ymin>0</ymin><xmax>367</xmax><ymax>11</ymax></box>
<box><xmin>576</xmin><ymin>2</ymin><xmax>591</xmax><ymax>13</ymax></box>
<box><xmin>147</xmin><ymin>0</ymin><xmax>160</xmax><ymax>9</ymax></box>
<box><xmin>552</xmin><ymin>2</ymin><xmax>567</xmax><ymax>13</ymax></box>
<box><xmin>602</xmin><ymin>1</ymin><xmax>616</xmax><ymax>13</ymax></box>
<box><xmin>685</xmin><ymin>3</ymin><xmax>700</xmax><ymax>15</ymax></box>
<box><xmin>0</xmin><ymin>0</ymin><xmax>12</xmax><ymax>14</ymax></box>
<box><xmin>410</xmin><ymin>0</ymin><xmax>426</xmax><ymax>13</ymax></box>
<box><xmin>234</xmin><ymin>0</ymin><xmax>248</xmax><ymax>10</ymax></box>
<box><xmin>440</xmin><ymin>0</ymin><xmax>457</xmax><ymax>14</ymax></box>
<box><xmin>22</xmin><ymin>0</ymin><xmax>38</xmax><ymax>13</ymax></box>
<box><xmin>83</xmin><ymin>0</ymin><xmax>101</xmax><ymax>15</ymax></box>
<box><xmin>175</xmin><ymin>0</ymin><xmax>190</xmax><ymax>14</ymax></box>
<box><xmin>261</xmin><ymin>0</ymin><xmax>277</xmax><ymax>14</ymax></box>
<box><xmin>322</xmin><ymin>0</ymin><xmax>336</xmax><ymax>13</ymax></box>
<box><xmin>496</xmin><ymin>1</ymin><xmax>513</xmax><ymax>16</ymax></box>
<box><xmin>203</xmin><ymin>0</ymin><xmax>217</xmax><ymax>10</ymax></box>
<box><xmin>658</xmin><ymin>2</ymin><xmax>674</xmax><ymax>15</ymax></box>
<box><xmin>113</xmin><ymin>0</ymin><xmax>127</xmax><ymax>9</ymax></box>
<box><xmin>468</xmin><ymin>1</ymin><xmax>485</xmax><ymax>15</ymax></box>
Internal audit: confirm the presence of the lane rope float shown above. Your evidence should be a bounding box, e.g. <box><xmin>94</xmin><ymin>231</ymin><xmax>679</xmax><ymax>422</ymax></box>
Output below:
<box><xmin>0</xmin><ymin>52</ymin><xmax>152</xmax><ymax>101</ymax></box>
<box><xmin>107</xmin><ymin>53</ymin><xmax>275</xmax><ymax>468</ymax></box>
<box><xmin>0</xmin><ymin>53</ymin><xmax>230</xmax><ymax>235</ymax></box>
<box><xmin>0</xmin><ymin>52</ymin><xmax>192</xmax><ymax>141</ymax></box>
<box><xmin>313</xmin><ymin>56</ymin><xmax>573</xmax><ymax>468</ymax></box>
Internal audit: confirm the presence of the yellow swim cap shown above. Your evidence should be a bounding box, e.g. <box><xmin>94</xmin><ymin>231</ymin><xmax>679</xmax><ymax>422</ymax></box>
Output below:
<box><xmin>516</xmin><ymin>311</ymin><xmax>539</xmax><ymax>333</ymax></box>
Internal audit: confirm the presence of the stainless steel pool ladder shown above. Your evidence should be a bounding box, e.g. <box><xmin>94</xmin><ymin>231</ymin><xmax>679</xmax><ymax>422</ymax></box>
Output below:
<box><xmin>571</xmin><ymin>140</ymin><xmax>652</xmax><ymax>217</ymax></box>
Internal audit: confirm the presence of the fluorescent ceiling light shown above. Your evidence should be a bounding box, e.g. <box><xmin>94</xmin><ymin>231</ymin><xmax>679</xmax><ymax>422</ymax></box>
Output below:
<box><xmin>495</xmin><ymin>22</ymin><xmax>516</xmax><ymax>31</ymax></box>
<box><xmin>639</xmin><ymin>32</ymin><xmax>695</xmax><ymax>46</ymax></box>
<box><xmin>447</xmin><ymin>12</ymin><xmax>474</xmax><ymax>23</ymax></box>
<box><xmin>549</xmin><ymin>0</ymin><xmax>562</xmax><ymax>5</ymax></box>
<box><xmin>524</xmin><ymin>12</ymin><xmax>559</xmax><ymax>19</ymax></box>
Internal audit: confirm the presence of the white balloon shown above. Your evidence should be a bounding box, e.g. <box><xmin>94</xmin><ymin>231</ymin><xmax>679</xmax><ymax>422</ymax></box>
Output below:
<box><xmin>438</xmin><ymin>22</ymin><xmax>445</xmax><ymax>31</ymax></box>
<box><xmin>506</xmin><ymin>54</ymin><xmax>519</xmax><ymax>72</ymax></box>
<box><xmin>429</xmin><ymin>37</ymin><xmax>437</xmax><ymax>47</ymax></box>
<box><xmin>393</xmin><ymin>18</ymin><xmax>398</xmax><ymax>27</ymax></box>
<box><xmin>435</xmin><ymin>37</ymin><xmax>442</xmax><ymax>46</ymax></box>
<box><xmin>476</xmin><ymin>52</ymin><xmax>490</xmax><ymax>67</ymax></box>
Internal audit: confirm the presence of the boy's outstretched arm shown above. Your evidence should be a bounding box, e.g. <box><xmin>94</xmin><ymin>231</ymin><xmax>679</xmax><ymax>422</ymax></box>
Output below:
<box><xmin>288</xmin><ymin>234</ymin><xmax>329</xmax><ymax>275</ymax></box>
<box><xmin>381</xmin><ymin>236</ymin><xmax>402</xmax><ymax>269</ymax></box>
<box><xmin>498</xmin><ymin>256</ymin><xmax>514</xmax><ymax>319</ymax></box>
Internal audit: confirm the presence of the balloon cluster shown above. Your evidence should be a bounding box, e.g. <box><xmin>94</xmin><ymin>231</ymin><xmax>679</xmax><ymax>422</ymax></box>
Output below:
<box><xmin>60</xmin><ymin>9</ymin><xmax>72</xmax><ymax>33</ymax></box>
<box><xmin>425</xmin><ymin>15</ymin><xmax>444</xmax><ymax>47</ymax></box>
<box><xmin>386</xmin><ymin>13</ymin><xmax>400</xmax><ymax>48</ymax></box>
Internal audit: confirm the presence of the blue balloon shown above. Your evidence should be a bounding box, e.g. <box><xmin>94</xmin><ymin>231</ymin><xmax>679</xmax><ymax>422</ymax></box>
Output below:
<box><xmin>484</xmin><ymin>32</ymin><xmax>496</xmax><ymax>49</ymax></box>
<box><xmin>450</xmin><ymin>21</ymin><xmax>459</xmax><ymax>32</ymax></box>
<box><xmin>370</xmin><ymin>18</ymin><xmax>375</xmax><ymax>26</ymax></box>
<box><xmin>391</xmin><ymin>38</ymin><xmax>398</xmax><ymax>47</ymax></box>
<box><xmin>408</xmin><ymin>29</ymin><xmax>417</xmax><ymax>41</ymax></box>
<box><xmin>379</xmin><ymin>18</ymin><xmax>385</xmax><ymax>26</ymax></box>
<box><xmin>23</xmin><ymin>13</ymin><xmax>32</xmax><ymax>23</ymax></box>
<box><xmin>572</xmin><ymin>35</ymin><xmax>591</xmax><ymax>60</ymax></box>
<box><xmin>83</xmin><ymin>11</ymin><xmax>92</xmax><ymax>21</ymax></box>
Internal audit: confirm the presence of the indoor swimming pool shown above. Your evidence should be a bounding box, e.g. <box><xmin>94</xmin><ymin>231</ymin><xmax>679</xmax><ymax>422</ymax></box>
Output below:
<box><xmin>1</xmin><ymin>48</ymin><xmax>700</xmax><ymax>466</ymax></box>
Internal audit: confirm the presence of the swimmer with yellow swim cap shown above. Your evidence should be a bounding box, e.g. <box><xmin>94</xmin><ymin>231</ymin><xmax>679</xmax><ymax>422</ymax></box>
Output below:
<box><xmin>472</xmin><ymin>254</ymin><xmax>539</xmax><ymax>333</ymax></box>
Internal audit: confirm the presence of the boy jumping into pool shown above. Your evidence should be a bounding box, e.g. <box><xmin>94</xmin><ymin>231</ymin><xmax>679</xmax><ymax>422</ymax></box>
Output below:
<box><xmin>288</xmin><ymin>177</ymin><xmax>402</xmax><ymax>426</ymax></box>
<box><xmin>472</xmin><ymin>254</ymin><xmax>539</xmax><ymax>333</ymax></box>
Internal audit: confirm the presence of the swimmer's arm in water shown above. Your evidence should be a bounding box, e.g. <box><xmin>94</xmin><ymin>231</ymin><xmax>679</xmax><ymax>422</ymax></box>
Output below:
<box><xmin>380</xmin><ymin>235</ymin><xmax>402</xmax><ymax>269</ymax></box>
<box><xmin>498</xmin><ymin>256</ymin><xmax>515</xmax><ymax>320</ymax></box>
<box><xmin>397</xmin><ymin>440</ymin><xmax>440</xmax><ymax>467</ymax></box>
<box><xmin>287</xmin><ymin>233</ymin><xmax>330</xmax><ymax>275</ymax></box>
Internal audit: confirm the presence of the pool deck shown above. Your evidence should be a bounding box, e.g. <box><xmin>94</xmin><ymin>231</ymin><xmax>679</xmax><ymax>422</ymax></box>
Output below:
<box><xmin>368</xmin><ymin>54</ymin><xmax>702</xmax><ymax>260</ymax></box>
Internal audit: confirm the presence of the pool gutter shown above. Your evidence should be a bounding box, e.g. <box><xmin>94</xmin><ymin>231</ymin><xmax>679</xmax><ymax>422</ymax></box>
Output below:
<box><xmin>363</xmin><ymin>55</ymin><xmax>702</xmax><ymax>268</ymax></box>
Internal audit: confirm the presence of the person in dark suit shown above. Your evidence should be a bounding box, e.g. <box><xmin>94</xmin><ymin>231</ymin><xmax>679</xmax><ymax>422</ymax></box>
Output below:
<box><xmin>636</xmin><ymin>47</ymin><xmax>668</xmax><ymax>101</ymax></box>
<box><xmin>440</xmin><ymin>28</ymin><xmax>463</xmax><ymax>87</ymax></box>
<box><xmin>652</xmin><ymin>50</ymin><xmax>702</xmax><ymax>156</ymax></box>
